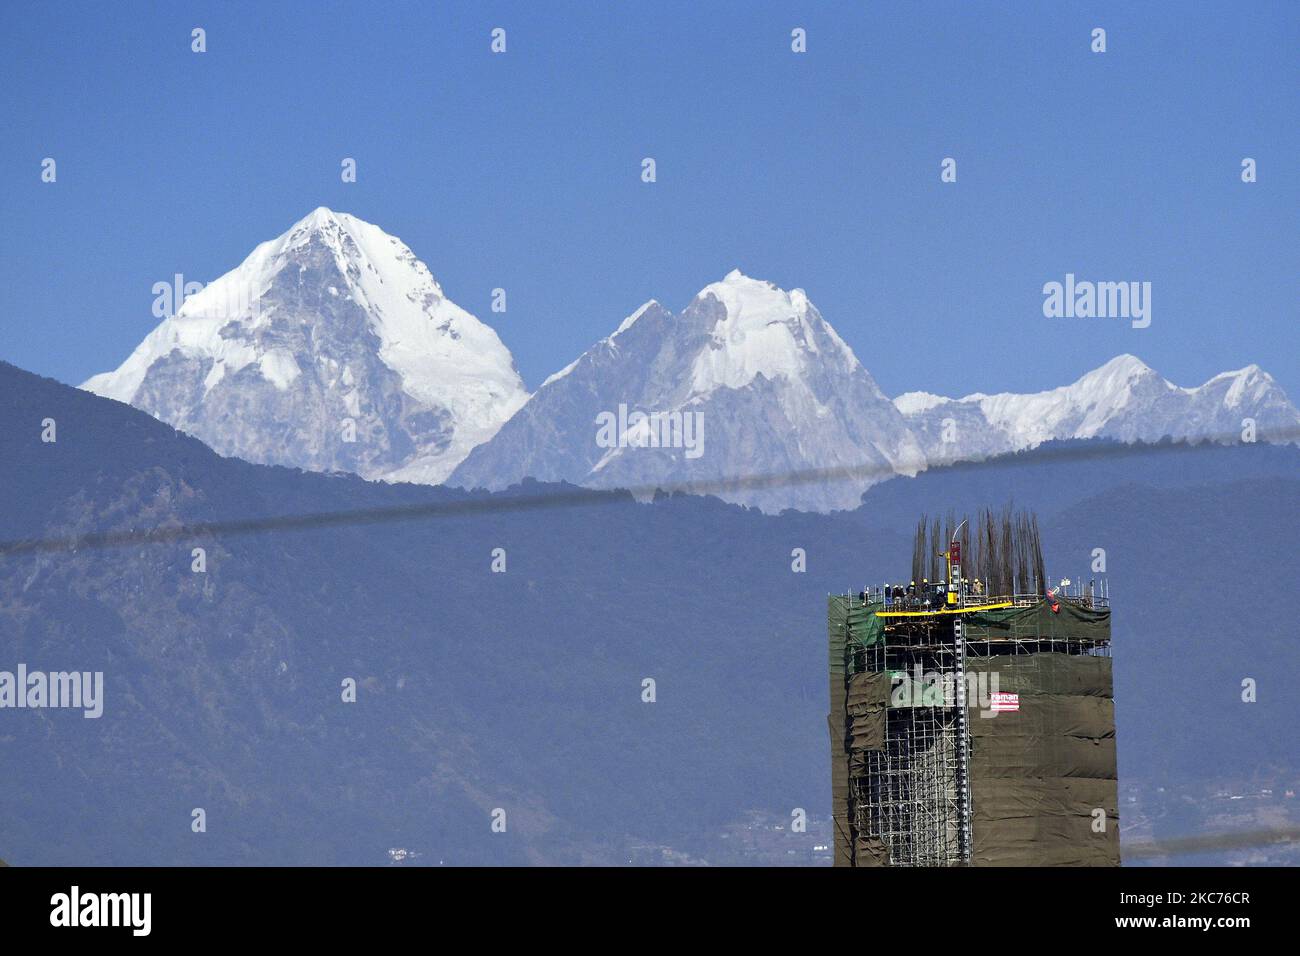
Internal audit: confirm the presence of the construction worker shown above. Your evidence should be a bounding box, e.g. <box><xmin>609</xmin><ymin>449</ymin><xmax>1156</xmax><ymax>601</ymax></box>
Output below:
<box><xmin>972</xmin><ymin>577</ymin><xmax>984</xmax><ymax>596</ymax></box>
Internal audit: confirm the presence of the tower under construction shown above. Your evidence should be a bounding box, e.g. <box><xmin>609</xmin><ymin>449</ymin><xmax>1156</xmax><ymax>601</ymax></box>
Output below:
<box><xmin>827</xmin><ymin>508</ymin><xmax>1118</xmax><ymax>866</ymax></box>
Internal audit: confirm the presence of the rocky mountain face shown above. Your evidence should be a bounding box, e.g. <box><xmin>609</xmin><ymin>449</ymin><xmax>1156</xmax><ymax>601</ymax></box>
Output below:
<box><xmin>82</xmin><ymin>208</ymin><xmax>527</xmax><ymax>484</ymax></box>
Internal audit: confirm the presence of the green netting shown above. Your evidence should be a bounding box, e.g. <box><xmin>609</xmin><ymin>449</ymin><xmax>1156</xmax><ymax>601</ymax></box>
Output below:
<box><xmin>826</xmin><ymin>596</ymin><xmax>854</xmax><ymax>866</ymax></box>
<box><xmin>845</xmin><ymin>599</ymin><xmax>885</xmax><ymax>647</ymax></box>
<box><xmin>827</xmin><ymin>596</ymin><xmax>891</xmax><ymax>865</ymax></box>
<box><xmin>964</xmin><ymin>599</ymin><xmax>1111</xmax><ymax>642</ymax></box>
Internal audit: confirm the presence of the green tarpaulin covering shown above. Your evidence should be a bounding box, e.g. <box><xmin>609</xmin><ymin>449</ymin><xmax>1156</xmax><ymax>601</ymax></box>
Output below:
<box><xmin>846</xmin><ymin>671</ymin><xmax>891</xmax><ymax>752</ymax></box>
<box><xmin>826</xmin><ymin>596</ymin><xmax>855</xmax><ymax>867</ymax></box>
<box><xmin>836</xmin><ymin>597</ymin><xmax>886</xmax><ymax>648</ymax></box>
<box><xmin>967</xmin><ymin>657</ymin><xmax>1119</xmax><ymax>866</ymax></box>
<box><xmin>964</xmin><ymin>600</ymin><xmax>1111</xmax><ymax>643</ymax></box>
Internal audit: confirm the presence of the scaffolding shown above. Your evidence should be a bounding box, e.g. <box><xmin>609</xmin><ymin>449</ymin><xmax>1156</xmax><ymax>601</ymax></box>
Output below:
<box><xmin>841</xmin><ymin>597</ymin><xmax>1111</xmax><ymax>867</ymax></box>
<box><xmin>830</xmin><ymin>507</ymin><xmax>1118</xmax><ymax>867</ymax></box>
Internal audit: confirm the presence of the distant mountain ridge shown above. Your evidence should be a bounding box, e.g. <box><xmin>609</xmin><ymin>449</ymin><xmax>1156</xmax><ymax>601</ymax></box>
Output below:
<box><xmin>894</xmin><ymin>354</ymin><xmax>1299</xmax><ymax>465</ymax></box>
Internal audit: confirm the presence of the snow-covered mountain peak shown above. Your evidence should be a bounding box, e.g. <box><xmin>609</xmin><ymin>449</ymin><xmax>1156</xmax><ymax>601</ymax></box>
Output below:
<box><xmin>1195</xmin><ymin>363</ymin><xmax>1278</xmax><ymax>409</ymax></box>
<box><xmin>299</xmin><ymin>204</ymin><xmax>344</xmax><ymax>229</ymax></box>
<box><xmin>83</xmin><ymin>209</ymin><xmax>527</xmax><ymax>485</ymax></box>
<box><xmin>967</xmin><ymin>356</ymin><xmax>1171</xmax><ymax>444</ymax></box>
<box><xmin>451</xmin><ymin>272</ymin><xmax>919</xmax><ymax>512</ymax></box>
<box><xmin>288</xmin><ymin>204</ymin><xmax>345</xmax><ymax>240</ymax></box>
<box><xmin>697</xmin><ymin>269</ymin><xmax>807</xmax><ymax>331</ymax></box>
<box><xmin>1070</xmin><ymin>353</ymin><xmax>1162</xmax><ymax>395</ymax></box>
<box><xmin>281</xmin><ymin>207</ymin><xmax>445</xmax><ymax>289</ymax></box>
<box><xmin>687</xmin><ymin>271</ymin><xmax>856</xmax><ymax>394</ymax></box>
<box><xmin>612</xmin><ymin>299</ymin><xmax>662</xmax><ymax>339</ymax></box>
<box><xmin>1217</xmin><ymin>363</ymin><xmax>1265</xmax><ymax>380</ymax></box>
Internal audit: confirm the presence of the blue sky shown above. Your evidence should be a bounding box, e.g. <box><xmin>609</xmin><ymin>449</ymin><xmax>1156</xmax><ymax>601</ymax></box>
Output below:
<box><xmin>2</xmin><ymin>1</ymin><xmax>1295</xmax><ymax>399</ymax></box>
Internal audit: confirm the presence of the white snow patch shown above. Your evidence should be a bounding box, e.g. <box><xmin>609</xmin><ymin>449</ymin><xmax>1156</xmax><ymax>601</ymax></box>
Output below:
<box><xmin>1203</xmin><ymin>364</ymin><xmax>1268</xmax><ymax>408</ymax></box>
<box><xmin>539</xmin><ymin>355</ymin><xmax>583</xmax><ymax>390</ymax></box>
<box><xmin>259</xmin><ymin>349</ymin><xmax>301</xmax><ymax>390</ymax></box>
<box><xmin>688</xmin><ymin>270</ymin><xmax>828</xmax><ymax>394</ymax></box>
<box><xmin>894</xmin><ymin>391</ymin><xmax>949</xmax><ymax>416</ymax></box>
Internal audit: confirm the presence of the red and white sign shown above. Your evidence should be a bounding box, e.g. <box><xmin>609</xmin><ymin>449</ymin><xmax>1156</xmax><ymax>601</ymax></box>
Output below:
<box><xmin>990</xmin><ymin>692</ymin><xmax>1020</xmax><ymax>713</ymax></box>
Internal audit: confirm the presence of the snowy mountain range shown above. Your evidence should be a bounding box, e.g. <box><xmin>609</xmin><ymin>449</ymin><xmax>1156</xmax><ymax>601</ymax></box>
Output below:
<box><xmin>894</xmin><ymin>355</ymin><xmax>1300</xmax><ymax>467</ymax></box>
<box><xmin>82</xmin><ymin>209</ymin><xmax>1300</xmax><ymax>513</ymax></box>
